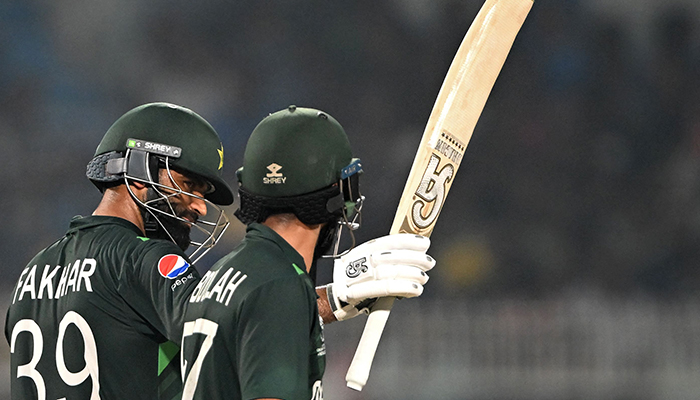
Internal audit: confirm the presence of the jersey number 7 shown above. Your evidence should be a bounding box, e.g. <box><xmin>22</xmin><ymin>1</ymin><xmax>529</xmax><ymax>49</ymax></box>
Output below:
<box><xmin>180</xmin><ymin>318</ymin><xmax>219</xmax><ymax>400</ymax></box>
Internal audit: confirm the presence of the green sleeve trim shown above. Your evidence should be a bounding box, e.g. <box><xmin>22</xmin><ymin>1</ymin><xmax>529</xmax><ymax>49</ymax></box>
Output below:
<box><xmin>292</xmin><ymin>263</ymin><xmax>305</xmax><ymax>275</ymax></box>
<box><xmin>137</xmin><ymin>236</ymin><xmax>150</xmax><ymax>242</ymax></box>
<box><xmin>158</xmin><ymin>341</ymin><xmax>180</xmax><ymax>376</ymax></box>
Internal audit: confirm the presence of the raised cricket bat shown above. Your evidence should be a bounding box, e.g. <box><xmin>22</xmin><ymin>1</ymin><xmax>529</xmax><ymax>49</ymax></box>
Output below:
<box><xmin>345</xmin><ymin>0</ymin><xmax>534</xmax><ymax>391</ymax></box>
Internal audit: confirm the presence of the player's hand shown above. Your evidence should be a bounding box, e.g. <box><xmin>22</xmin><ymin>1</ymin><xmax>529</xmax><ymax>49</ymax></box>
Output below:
<box><xmin>326</xmin><ymin>234</ymin><xmax>435</xmax><ymax>321</ymax></box>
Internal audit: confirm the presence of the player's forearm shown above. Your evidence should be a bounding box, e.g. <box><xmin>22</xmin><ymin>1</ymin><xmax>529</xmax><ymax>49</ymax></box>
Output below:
<box><xmin>316</xmin><ymin>286</ymin><xmax>338</xmax><ymax>324</ymax></box>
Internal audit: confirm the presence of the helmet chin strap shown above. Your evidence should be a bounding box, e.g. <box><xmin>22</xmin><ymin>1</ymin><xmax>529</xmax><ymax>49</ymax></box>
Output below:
<box><xmin>321</xmin><ymin>193</ymin><xmax>364</xmax><ymax>259</ymax></box>
<box><xmin>139</xmin><ymin>187</ymin><xmax>190</xmax><ymax>251</ymax></box>
<box><xmin>143</xmin><ymin>211</ymin><xmax>165</xmax><ymax>238</ymax></box>
<box><xmin>310</xmin><ymin>221</ymin><xmax>345</xmax><ymax>286</ymax></box>
<box><xmin>142</xmin><ymin>189</ymin><xmax>161</xmax><ymax>233</ymax></box>
<box><xmin>320</xmin><ymin>219</ymin><xmax>359</xmax><ymax>260</ymax></box>
<box><xmin>316</xmin><ymin>223</ymin><xmax>339</xmax><ymax>258</ymax></box>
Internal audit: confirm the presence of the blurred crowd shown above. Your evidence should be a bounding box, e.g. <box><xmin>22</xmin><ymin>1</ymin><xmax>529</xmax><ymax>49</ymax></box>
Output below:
<box><xmin>2</xmin><ymin>0</ymin><xmax>700</xmax><ymax>301</ymax></box>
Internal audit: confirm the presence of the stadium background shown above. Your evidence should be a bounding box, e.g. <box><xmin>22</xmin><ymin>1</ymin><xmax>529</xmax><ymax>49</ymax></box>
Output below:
<box><xmin>2</xmin><ymin>0</ymin><xmax>700</xmax><ymax>398</ymax></box>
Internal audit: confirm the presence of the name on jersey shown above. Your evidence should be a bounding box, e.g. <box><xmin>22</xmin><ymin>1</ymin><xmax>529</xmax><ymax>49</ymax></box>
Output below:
<box><xmin>189</xmin><ymin>267</ymin><xmax>248</xmax><ymax>306</ymax></box>
<box><xmin>12</xmin><ymin>258</ymin><xmax>97</xmax><ymax>304</ymax></box>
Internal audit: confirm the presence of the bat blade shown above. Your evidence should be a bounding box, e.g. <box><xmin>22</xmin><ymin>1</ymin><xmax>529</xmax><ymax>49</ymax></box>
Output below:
<box><xmin>345</xmin><ymin>0</ymin><xmax>534</xmax><ymax>391</ymax></box>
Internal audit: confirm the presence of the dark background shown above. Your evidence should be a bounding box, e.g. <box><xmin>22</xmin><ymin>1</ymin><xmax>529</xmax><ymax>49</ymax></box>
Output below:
<box><xmin>2</xmin><ymin>0</ymin><xmax>700</xmax><ymax>398</ymax></box>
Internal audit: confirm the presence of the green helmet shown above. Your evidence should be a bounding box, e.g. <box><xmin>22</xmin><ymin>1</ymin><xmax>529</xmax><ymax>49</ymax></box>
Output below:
<box><xmin>235</xmin><ymin>105</ymin><xmax>363</xmax><ymax>226</ymax></box>
<box><xmin>87</xmin><ymin>102</ymin><xmax>233</xmax><ymax>205</ymax></box>
<box><xmin>86</xmin><ymin>102</ymin><xmax>232</xmax><ymax>263</ymax></box>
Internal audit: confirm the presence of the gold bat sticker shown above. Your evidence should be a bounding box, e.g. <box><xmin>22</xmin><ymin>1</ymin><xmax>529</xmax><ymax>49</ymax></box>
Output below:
<box><xmin>401</xmin><ymin>130</ymin><xmax>466</xmax><ymax>235</ymax></box>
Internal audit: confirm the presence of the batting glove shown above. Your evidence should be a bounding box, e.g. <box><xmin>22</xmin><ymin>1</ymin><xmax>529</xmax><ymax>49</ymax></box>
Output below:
<box><xmin>326</xmin><ymin>234</ymin><xmax>435</xmax><ymax>321</ymax></box>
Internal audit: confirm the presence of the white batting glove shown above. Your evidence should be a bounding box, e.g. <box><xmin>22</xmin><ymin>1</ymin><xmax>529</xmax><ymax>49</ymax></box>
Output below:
<box><xmin>325</xmin><ymin>234</ymin><xmax>435</xmax><ymax>321</ymax></box>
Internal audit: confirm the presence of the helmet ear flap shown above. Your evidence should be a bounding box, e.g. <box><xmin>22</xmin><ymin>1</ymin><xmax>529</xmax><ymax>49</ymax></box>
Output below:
<box><xmin>325</xmin><ymin>192</ymin><xmax>345</xmax><ymax>214</ymax></box>
<box><xmin>125</xmin><ymin>150</ymin><xmax>161</xmax><ymax>183</ymax></box>
<box><xmin>87</xmin><ymin>151</ymin><xmax>124</xmax><ymax>188</ymax></box>
<box><xmin>87</xmin><ymin>149</ymin><xmax>161</xmax><ymax>187</ymax></box>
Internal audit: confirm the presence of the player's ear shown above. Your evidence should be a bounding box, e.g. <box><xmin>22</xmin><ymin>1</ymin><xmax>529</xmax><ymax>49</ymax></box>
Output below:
<box><xmin>126</xmin><ymin>181</ymin><xmax>149</xmax><ymax>203</ymax></box>
<box><xmin>130</xmin><ymin>180</ymin><xmax>147</xmax><ymax>190</ymax></box>
<box><xmin>127</xmin><ymin>180</ymin><xmax>153</xmax><ymax>208</ymax></box>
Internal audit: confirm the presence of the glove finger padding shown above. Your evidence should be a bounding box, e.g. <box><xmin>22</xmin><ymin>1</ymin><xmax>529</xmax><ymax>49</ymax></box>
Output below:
<box><xmin>374</xmin><ymin>264</ymin><xmax>430</xmax><ymax>285</ymax></box>
<box><xmin>370</xmin><ymin>250</ymin><xmax>436</xmax><ymax>272</ymax></box>
<box><xmin>349</xmin><ymin>264</ymin><xmax>430</xmax><ymax>285</ymax></box>
<box><xmin>352</xmin><ymin>233</ymin><xmax>431</xmax><ymax>254</ymax></box>
<box><xmin>347</xmin><ymin>280</ymin><xmax>424</xmax><ymax>301</ymax></box>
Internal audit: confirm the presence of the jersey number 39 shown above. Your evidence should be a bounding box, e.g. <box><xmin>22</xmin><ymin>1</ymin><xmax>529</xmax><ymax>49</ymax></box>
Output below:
<box><xmin>10</xmin><ymin>311</ymin><xmax>100</xmax><ymax>400</ymax></box>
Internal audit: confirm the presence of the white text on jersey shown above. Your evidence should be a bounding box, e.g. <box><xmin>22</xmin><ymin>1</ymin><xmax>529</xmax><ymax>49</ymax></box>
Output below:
<box><xmin>189</xmin><ymin>267</ymin><xmax>248</xmax><ymax>306</ymax></box>
<box><xmin>12</xmin><ymin>259</ymin><xmax>97</xmax><ymax>303</ymax></box>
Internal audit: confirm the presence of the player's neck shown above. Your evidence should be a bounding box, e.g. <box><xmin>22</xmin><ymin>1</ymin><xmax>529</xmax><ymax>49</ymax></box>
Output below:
<box><xmin>93</xmin><ymin>184</ymin><xmax>146</xmax><ymax>234</ymax></box>
<box><xmin>263</xmin><ymin>214</ymin><xmax>321</xmax><ymax>273</ymax></box>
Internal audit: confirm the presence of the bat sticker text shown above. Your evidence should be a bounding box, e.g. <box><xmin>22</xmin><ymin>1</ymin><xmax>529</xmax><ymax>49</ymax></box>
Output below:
<box><xmin>411</xmin><ymin>154</ymin><xmax>454</xmax><ymax>229</ymax></box>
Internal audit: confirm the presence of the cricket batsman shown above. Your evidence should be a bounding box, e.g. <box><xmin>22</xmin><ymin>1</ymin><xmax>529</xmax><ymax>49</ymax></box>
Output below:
<box><xmin>180</xmin><ymin>106</ymin><xmax>435</xmax><ymax>400</ymax></box>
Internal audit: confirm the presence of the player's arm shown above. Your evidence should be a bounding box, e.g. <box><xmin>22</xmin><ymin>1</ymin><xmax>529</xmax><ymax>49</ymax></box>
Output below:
<box><xmin>316</xmin><ymin>286</ymin><xmax>336</xmax><ymax>323</ymax></box>
<box><xmin>317</xmin><ymin>234</ymin><xmax>435</xmax><ymax>324</ymax></box>
<box><xmin>121</xmin><ymin>241</ymin><xmax>200</xmax><ymax>342</ymax></box>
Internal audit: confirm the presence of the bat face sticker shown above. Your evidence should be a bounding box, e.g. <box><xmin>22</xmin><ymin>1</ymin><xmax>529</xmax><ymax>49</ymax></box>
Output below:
<box><xmin>411</xmin><ymin>154</ymin><xmax>454</xmax><ymax>230</ymax></box>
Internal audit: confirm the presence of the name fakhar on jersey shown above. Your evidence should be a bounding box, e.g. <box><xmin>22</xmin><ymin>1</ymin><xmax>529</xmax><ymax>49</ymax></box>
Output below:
<box><xmin>12</xmin><ymin>258</ymin><xmax>97</xmax><ymax>304</ymax></box>
<box><xmin>189</xmin><ymin>267</ymin><xmax>248</xmax><ymax>306</ymax></box>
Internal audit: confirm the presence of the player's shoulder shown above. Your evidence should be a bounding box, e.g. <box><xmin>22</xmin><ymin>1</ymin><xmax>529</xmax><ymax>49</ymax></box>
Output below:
<box><xmin>69</xmin><ymin>216</ymin><xmax>148</xmax><ymax>245</ymax></box>
<box><xmin>242</xmin><ymin>223</ymin><xmax>304</xmax><ymax>268</ymax></box>
<box><xmin>104</xmin><ymin>225</ymin><xmax>195</xmax><ymax>285</ymax></box>
<box><xmin>207</xmin><ymin>233</ymin><xmax>306</xmax><ymax>293</ymax></box>
<box><xmin>107</xmin><ymin>225</ymin><xmax>184</xmax><ymax>262</ymax></box>
<box><xmin>230</xmin><ymin>236</ymin><xmax>301</xmax><ymax>278</ymax></box>
<box><xmin>125</xmin><ymin>236</ymin><xmax>190</xmax><ymax>268</ymax></box>
<box><xmin>72</xmin><ymin>215</ymin><xmax>188</xmax><ymax>265</ymax></box>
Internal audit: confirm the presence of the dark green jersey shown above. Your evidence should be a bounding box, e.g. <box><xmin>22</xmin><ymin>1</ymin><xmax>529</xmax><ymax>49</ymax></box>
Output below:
<box><xmin>5</xmin><ymin>215</ymin><xmax>201</xmax><ymax>400</ymax></box>
<box><xmin>181</xmin><ymin>223</ymin><xmax>325</xmax><ymax>400</ymax></box>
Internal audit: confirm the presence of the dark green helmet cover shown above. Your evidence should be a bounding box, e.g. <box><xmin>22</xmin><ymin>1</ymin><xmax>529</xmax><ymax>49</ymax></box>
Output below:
<box><xmin>235</xmin><ymin>105</ymin><xmax>361</xmax><ymax>225</ymax></box>
<box><xmin>239</xmin><ymin>105</ymin><xmax>352</xmax><ymax>197</ymax></box>
<box><xmin>87</xmin><ymin>102</ymin><xmax>233</xmax><ymax>205</ymax></box>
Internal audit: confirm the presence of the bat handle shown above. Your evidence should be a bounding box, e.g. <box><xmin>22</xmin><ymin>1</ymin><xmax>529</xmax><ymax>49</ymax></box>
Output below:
<box><xmin>345</xmin><ymin>296</ymin><xmax>397</xmax><ymax>391</ymax></box>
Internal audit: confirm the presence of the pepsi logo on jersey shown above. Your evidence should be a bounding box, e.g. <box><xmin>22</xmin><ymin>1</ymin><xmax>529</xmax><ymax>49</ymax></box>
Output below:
<box><xmin>158</xmin><ymin>254</ymin><xmax>191</xmax><ymax>279</ymax></box>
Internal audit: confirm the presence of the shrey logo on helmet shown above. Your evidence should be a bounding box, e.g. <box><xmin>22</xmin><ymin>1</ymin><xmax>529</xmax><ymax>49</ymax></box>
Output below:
<box><xmin>158</xmin><ymin>254</ymin><xmax>191</xmax><ymax>279</ymax></box>
<box><xmin>234</xmin><ymin>105</ymin><xmax>364</xmax><ymax>257</ymax></box>
<box><xmin>264</xmin><ymin>163</ymin><xmax>286</xmax><ymax>184</ymax></box>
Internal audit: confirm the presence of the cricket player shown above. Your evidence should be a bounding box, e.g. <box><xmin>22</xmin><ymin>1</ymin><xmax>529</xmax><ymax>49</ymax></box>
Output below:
<box><xmin>5</xmin><ymin>102</ymin><xmax>233</xmax><ymax>399</ymax></box>
<box><xmin>180</xmin><ymin>106</ymin><xmax>435</xmax><ymax>400</ymax></box>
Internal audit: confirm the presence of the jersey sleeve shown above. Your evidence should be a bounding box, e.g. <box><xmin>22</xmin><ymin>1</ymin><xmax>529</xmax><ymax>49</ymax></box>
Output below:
<box><xmin>237</xmin><ymin>276</ymin><xmax>315</xmax><ymax>400</ymax></box>
<box><xmin>118</xmin><ymin>240</ymin><xmax>201</xmax><ymax>343</ymax></box>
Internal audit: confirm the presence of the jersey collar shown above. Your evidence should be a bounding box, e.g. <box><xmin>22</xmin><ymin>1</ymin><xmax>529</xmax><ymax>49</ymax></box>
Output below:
<box><xmin>246</xmin><ymin>222</ymin><xmax>308</xmax><ymax>275</ymax></box>
<box><xmin>67</xmin><ymin>215</ymin><xmax>144</xmax><ymax>236</ymax></box>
